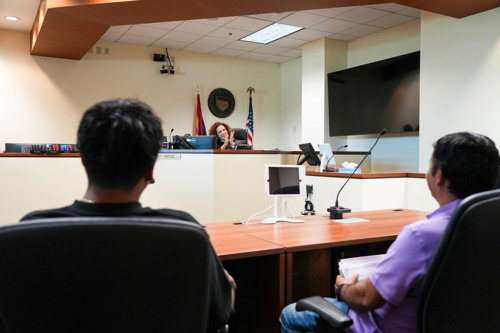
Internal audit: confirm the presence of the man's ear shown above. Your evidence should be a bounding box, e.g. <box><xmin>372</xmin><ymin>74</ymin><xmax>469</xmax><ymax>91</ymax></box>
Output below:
<box><xmin>145</xmin><ymin>163</ymin><xmax>156</xmax><ymax>184</ymax></box>
<box><xmin>435</xmin><ymin>168</ymin><xmax>446</xmax><ymax>186</ymax></box>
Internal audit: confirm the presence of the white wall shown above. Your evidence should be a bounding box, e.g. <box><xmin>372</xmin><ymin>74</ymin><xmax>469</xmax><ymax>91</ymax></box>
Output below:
<box><xmin>0</xmin><ymin>30</ymin><xmax>282</xmax><ymax>150</ymax></box>
<box><xmin>326</xmin><ymin>19</ymin><xmax>421</xmax><ymax>172</ymax></box>
<box><xmin>279</xmin><ymin>58</ymin><xmax>302</xmax><ymax>151</ymax></box>
<box><xmin>419</xmin><ymin>8</ymin><xmax>500</xmax><ymax>171</ymax></box>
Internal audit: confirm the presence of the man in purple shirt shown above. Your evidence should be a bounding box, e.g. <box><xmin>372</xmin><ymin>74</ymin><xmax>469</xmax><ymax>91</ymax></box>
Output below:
<box><xmin>280</xmin><ymin>132</ymin><xmax>500</xmax><ymax>333</ymax></box>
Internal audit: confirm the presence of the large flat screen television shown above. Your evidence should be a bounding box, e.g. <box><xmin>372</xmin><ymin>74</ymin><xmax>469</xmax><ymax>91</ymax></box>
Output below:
<box><xmin>328</xmin><ymin>51</ymin><xmax>420</xmax><ymax>137</ymax></box>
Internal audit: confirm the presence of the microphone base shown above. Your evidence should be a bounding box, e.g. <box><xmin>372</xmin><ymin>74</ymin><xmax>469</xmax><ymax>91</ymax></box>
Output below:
<box><xmin>327</xmin><ymin>206</ymin><xmax>351</xmax><ymax>219</ymax></box>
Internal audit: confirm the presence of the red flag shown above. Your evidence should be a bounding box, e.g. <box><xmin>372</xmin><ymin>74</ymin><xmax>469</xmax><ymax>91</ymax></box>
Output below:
<box><xmin>195</xmin><ymin>93</ymin><xmax>207</xmax><ymax>135</ymax></box>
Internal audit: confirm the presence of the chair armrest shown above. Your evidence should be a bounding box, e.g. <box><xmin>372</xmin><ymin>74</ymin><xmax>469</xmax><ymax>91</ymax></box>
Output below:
<box><xmin>296</xmin><ymin>296</ymin><xmax>353</xmax><ymax>329</ymax></box>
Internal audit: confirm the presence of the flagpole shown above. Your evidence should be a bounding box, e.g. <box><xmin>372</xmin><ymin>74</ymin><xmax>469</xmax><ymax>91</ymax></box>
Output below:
<box><xmin>246</xmin><ymin>87</ymin><xmax>255</xmax><ymax>149</ymax></box>
<box><xmin>195</xmin><ymin>84</ymin><xmax>207</xmax><ymax>136</ymax></box>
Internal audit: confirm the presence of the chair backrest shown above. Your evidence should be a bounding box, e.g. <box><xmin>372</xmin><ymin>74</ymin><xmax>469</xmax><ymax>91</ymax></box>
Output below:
<box><xmin>0</xmin><ymin>217</ymin><xmax>213</xmax><ymax>333</ymax></box>
<box><xmin>417</xmin><ymin>189</ymin><xmax>500</xmax><ymax>332</ymax></box>
<box><xmin>232</xmin><ymin>128</ymin><xmax>247</xmax><ymax>144</ymax></box>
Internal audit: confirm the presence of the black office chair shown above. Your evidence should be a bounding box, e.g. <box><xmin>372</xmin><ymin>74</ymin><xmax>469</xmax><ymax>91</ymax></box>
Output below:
<box><xmin>296</xmin><ymin>188</ymin><xmax>500</xmax><ymax>332</ymax></box>
<box><xmin>417</xmin><ymin>188</ymin><xmax>500</xmax><ymax>332</ymax></box>
<box><xmin>232</xmin><ymin>128</ymin><xmax>247</xmax><ymax>144</ymax></box>
<box><xmin>0</xmin><ymin>217</ymin><xmax>227</xmax><ymax>333</ymax></box>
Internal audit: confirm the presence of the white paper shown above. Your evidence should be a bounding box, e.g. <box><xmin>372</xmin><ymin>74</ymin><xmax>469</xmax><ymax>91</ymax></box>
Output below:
<box><xmin>338</xmin><ymin>254</ymin><xmax>385</xmax><ymax>280</ymax></box>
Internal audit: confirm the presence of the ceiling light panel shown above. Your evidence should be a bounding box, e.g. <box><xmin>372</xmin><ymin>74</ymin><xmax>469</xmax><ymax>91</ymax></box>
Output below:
<box><xmin>241</xmin><ymin>23</ymin><xmax>303</xmax><ymax>44</ymax></box>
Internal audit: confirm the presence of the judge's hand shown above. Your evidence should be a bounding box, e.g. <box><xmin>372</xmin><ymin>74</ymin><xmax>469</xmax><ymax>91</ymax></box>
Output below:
<box><xmin>220</xmin><ymin>133</ymin><xmax>229</xmax><ymax>149</ymax></box>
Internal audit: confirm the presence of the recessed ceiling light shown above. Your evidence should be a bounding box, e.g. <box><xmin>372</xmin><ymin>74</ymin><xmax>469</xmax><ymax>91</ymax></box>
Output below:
<box><xmin>5</xmin><ymin>16</ymin><xmax>20</xmax><ymax>21</ymax></box>
<box><xmin>240</xmin><ymin>23</ymin><xmax>303</xmax><ymax>44</ymax></box>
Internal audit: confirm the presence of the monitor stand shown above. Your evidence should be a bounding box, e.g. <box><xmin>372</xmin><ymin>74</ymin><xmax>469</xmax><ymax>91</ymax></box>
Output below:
<box><xmin>319</xmin><ymin>153</ymin><xmax>328</xmax><ymax>172</ymax></box>
<box><xmin>261</xmin><ymin>197</ymin><xmax>305</xmax><ymax>224</ymax></box>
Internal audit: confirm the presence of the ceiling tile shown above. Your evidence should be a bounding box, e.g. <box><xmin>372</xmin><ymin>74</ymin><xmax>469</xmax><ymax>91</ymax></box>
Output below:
<box><xmin>151</xmin><ymin>40</ymin><xmax>190</xmax><ymax>49</ymax></box>
<box><xmin>210</xmin><ymin>48</ymin><xmax>248</xmax><ymax>57</ymax></box>
<box><xmin>100</xmin><ymin>31</ymin><xmax>123</xmax><ymax>42</ymax></box>
<box><xmin>224</xmin><ymin>40</ymin><xmax>263</xmax><ymax>51</ymax></box>
<box><xmin>174</xmin><ymin>21</ymin><xmax>220</xmax><ymax>34</ymax></box>
<box><xmin>183</xmin><ymin>44</ymin><xmax>220</xmax><ymax>53</ymax></box>
<box><xmin>310</xmin><ymin>18</ymin><xmax>359</xmax><ymax>33</ymax></box>
<box><xmin>305</xmin><ymin>7</ymin><xmax>356</xmax><ymax>18</ymax></box>
<box><xmin>290</xmin><ymin>28</ymin><xmax>332</xmax><ymax>41</ymax></box>
<box><xmin>127</xmin><ymin>25</ymin><xmax>168</xmax><ymax>38</ymax></box>
<box><xmin>269</xmin><ymin>37</ymin><xmax>308</xmax><ymax>48</ymax></box>
<box><xmin>399</xmin><ymin>7</ymin><xmax>421</xmax><ymax>18</ymax></box>
<box><xmin>368</xmin><ymin>13</ymin><xmax>416</xmax><ymax>28</ymax></box>
<box><xmin>162</xmin><ymin>31</ymin><xmax>203</xmax><ymax>43</ymax></box>
<box><xmin>191</xmin><ymin>16</ymin><xmax>238</xmax><ymax>26</ymax></box>
<box><xmin>208</xmin><ymin>27</ymin><xmax>250</xmax><ymax>40</ymax></box>
<box><xmin>278</xmin><ymin>11</ymin><xmax>330</xmax><ymax>28</ymax></box>
<box><xmin>238</xmin><ymin>52</ymin><xmax>270</xmax><ymax>61</ymax></box>
<box><xmin>280</xmin><ymin>49</ymin><xmax>302</xmax><ymax>57</ymax></box>
<box><xmin>195</xmin><ymin>36</ymin><xmax>233</xmax><ymax>47</ymax></box>
<box><xmin>252</xmin><ymin>44</ymin><xmax>289</xmax><ymax>55</ymax></box>
<box><xmin>336</xmin><ymin>6</ymin><xmax>390</xmax><ymax>23</ymax></box>
<box><xmin>117</xmin><ymin>35</ymin><xmax>158</xmax><ymax>46</ymax></box>
<box><xmin>340</xmin><ymin>24</ymin><xmax>383</xmax><ymax>37</ymax></box>
<box><xmin>327</xmin><ymin>33</ymin><xmax>357</xmax><ymax>41</ymax></box>
<box><xmin>265</xmin><ymin>55</ymin><xmax>296</xmax><ymax>63</ymax></box>
<box><xmin>224</xmin><ymin>16</ymin><xmax>271</xmax><ymax>31</ymax></box>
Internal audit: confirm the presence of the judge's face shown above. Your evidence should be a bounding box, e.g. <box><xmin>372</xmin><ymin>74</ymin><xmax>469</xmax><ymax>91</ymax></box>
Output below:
<box><xmin>216</xmin><ymin>125</ymin><xmax>228</xmax><ymax>140</ymax></box>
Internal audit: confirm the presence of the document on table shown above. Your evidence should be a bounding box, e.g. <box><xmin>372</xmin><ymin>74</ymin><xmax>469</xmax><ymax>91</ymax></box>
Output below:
<box><xmin>338</xmin><ymin>254</ymin><xmax>385</xmax><ymax>280</ymax></box>
<box><xmin>333</xmin><ymin>218</ymin><xmax>370</xmax><ymax>224</ymax></box>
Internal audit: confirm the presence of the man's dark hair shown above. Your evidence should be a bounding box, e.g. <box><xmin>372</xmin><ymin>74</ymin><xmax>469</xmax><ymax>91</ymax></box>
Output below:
<box><xmin>432</xmin><ymin>132</ymin><xmax>500</xmax><ymax>198</ymax></box>
<box><xmin>77</xmin><ymin>98</ymin><xmax>163</xmax><ymax>189</ymax></box>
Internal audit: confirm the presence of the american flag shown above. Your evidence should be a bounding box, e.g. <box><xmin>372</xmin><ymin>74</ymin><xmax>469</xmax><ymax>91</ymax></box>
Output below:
<box><xmin>195</xmin><ymin>92</ymin><xmax>207</xmax><ymax>135</ymax></box>
<box><xmin>246</xmin><ymin>95</ymin><xmax>254</xmax><ymax>149</ymax></box>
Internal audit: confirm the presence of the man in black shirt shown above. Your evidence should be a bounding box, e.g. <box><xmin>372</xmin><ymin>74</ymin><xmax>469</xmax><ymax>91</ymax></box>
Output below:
<box><xmin>20</xmin><ymin>98</ymin><xmax>235</xmax><ymax>331</ymax></box>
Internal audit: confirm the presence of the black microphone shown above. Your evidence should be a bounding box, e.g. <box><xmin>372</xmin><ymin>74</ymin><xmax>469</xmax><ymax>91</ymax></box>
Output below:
<box><xmin>327</xmin><ymin>144</ymin><xmax>348</xmax><ymax>165</ymax></box>
<box><xmin>168</xmin><ymin>128</ymin><xmax>174</xmax><ymax>142</ymax></box>
<box><xmin>327</xmin><ymin>129</ymin><xmax>386</xmax><ymax>219</ymax></box>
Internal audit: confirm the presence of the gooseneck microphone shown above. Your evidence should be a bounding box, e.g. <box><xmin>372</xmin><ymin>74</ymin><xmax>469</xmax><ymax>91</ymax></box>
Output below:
<box><xmin>327</xmin><ymin>129</ymin><xmax>386</xmax><ymax>219</ymax></box>
<box><xmin>168</xmin><ymin>128</ymin><xmax>174</xmax><ymax>142</ymax></box>
<box><xmin>327</xmin><ymin>144</ymin><xmax>348</xmax><ymax>165</ymax></box>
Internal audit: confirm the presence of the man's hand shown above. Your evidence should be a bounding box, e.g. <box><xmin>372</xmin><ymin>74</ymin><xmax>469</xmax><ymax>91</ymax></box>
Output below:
<box><xmin>224</xmin><ymin>269</ymin><xmax>236</xmax><ymax>308</ymax></box>
<box><xmin>334</xmin><ymin>274</ymin><xmax>386</xmax><ymax>312</ymax></box>
<box><xmin>336</xmin><ymin>274</ymin><xmax>359</xmax><ymax>286</ymax></box>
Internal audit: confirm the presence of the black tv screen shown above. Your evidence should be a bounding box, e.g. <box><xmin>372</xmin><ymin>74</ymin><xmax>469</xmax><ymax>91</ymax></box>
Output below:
<box><xmin>328</xmin><ymin>51</ymin><xmax>420</xmax><ymax>137</ymax></box>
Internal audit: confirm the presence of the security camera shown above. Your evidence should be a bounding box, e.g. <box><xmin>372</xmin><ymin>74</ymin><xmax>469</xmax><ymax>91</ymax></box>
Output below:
<box><xmin>160</xmin><ymin>65</ymin><xmax>175</xmax><ymax>74</ymax></box>
<box><xmin>153</xmin><ymin>53</ymin><xmax>165</xmax><ymax>62</ymax></box>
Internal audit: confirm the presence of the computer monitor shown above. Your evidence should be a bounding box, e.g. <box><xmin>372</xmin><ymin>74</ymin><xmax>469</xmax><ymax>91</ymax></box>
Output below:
<box><xmin>173</xmin><ymin>135</ymin><xmax>216</xmax><ymax>149</ymax></box>
<box><xmin>297</xmin><ymin>143</ymin><xmax>321</xmax><ymax>166</ymax></box>
<box><xmin>184</xmin><ymin>135</ymin><xmax>216</xmax><ymax>149</ymax></box>
<box><xmin>263</xmin><ymin>164</ymin><xmax>306</xmax><ymax>224</ymax></box>
<box><xmin>318</xmin><ymin>143</ymin><xmax>335</xmax><ymax>171</ymax></box>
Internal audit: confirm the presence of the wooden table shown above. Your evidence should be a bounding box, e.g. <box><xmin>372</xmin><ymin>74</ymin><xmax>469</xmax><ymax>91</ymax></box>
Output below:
<box><xmin>206</xmin><ymin>208</ymin><xmax>428</xmax><ymax>332</ymax></box>
<box><xmin>205</xmin><ymin>223</ymin><xmax>285</xmax><ymax>333</ymax></box>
